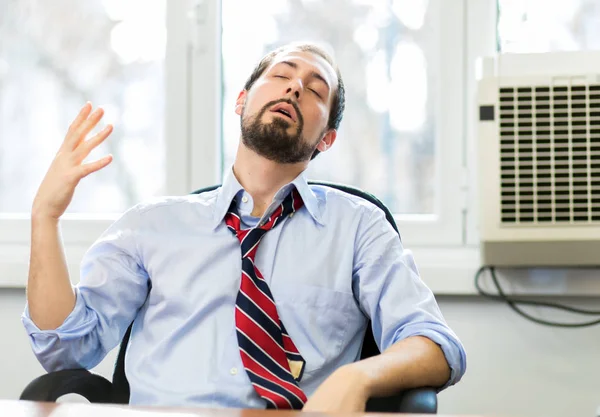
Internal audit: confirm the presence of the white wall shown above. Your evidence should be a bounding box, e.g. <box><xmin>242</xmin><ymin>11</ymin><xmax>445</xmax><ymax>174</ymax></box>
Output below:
<box><xmin>2</xmin><ymin>289</ymin><xmax>599</xmax><ymax>417</ymax></box>
<box><xmin>437</xmin><ymin>297</ymin><xmax>600</xmax><ymax>417</ymax></box>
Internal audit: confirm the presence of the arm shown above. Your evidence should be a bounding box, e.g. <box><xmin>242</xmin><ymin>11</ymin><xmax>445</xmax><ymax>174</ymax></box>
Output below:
<box><xmin>352</xmin><ymin>335</ymin><xmax>450</xmax><ymax>397</ymax></box>
<box><xmin>27</xmin><ymin>103</ymin><xmax>112</xmax><ymax>330</ymax></box>
<box><xmin>23</xmin><ymin>103</ymin><xmax>148</xmax><ymax>372</ymax></box>
<box><xmin>304</xmin><ymin>206</ymin><xmax>466</xmax><ymax>412</ymax></box>
<box><xmin>304</xmin><ymin>336</ymin><xmax>449</xmax><ymax>412</ymax></box>
<box><xmin>27</xmin><ymin>215</ymin><xmax>75</xmax><ymax>330</ymax></box>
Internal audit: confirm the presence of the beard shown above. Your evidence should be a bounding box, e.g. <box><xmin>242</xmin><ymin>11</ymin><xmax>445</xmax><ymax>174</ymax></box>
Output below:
<box><xmin>240</xmin><ymin>99</ymin><xmax>319</xmax><ymax>164</ymax></box>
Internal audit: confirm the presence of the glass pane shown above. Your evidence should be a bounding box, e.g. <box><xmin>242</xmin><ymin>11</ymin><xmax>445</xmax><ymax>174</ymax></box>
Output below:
<box><xmin>222</xmin><ymin>0</ymin><xmax>441</xmax><ymax>214</ymax></box>
<box><xmin>498</xmin><ymin>0</ymin><xmax>600</xmax><ymax>52</ymax></box>
<box><xmin>0</xmin><ymin>0</ymin><xmax>166</xmax><ymax>213</ymax></box>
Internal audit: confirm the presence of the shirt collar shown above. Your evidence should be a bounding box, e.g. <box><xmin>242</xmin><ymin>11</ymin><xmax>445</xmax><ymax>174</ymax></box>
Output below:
<box><xmin>211</xmin><ymin>167</ymin><xmax>325</xmax><ymax>229</ymax></box>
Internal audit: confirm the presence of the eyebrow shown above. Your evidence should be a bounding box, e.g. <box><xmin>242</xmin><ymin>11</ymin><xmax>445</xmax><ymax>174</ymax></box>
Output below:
<box><xmin>277</xmin><ymin>60</ymin><xmax>331</xmax><ymax>91</ymax></box>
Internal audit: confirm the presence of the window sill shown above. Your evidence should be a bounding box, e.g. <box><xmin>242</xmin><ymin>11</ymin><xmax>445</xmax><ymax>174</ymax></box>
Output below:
<box><xmin>3</xmin><ymin>243</ymin><xmax>600</xmax><ymax>297</ymax></box>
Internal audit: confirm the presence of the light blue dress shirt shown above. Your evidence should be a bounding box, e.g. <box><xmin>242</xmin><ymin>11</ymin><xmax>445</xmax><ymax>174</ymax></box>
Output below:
<box><xmin>23</xmin><ymin>169</ymin><xmax>466</xmax><ymax>408</ymax></box>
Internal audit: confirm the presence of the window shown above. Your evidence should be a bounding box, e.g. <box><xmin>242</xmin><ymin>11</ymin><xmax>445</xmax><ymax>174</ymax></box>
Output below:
<box><xmin>0</xmin><ymin>0</ymin><xmax>478</xmax><ymax>288</ymax></box>
<box><xmin>0</xmin><ymin>0</ymin><xmax>465</xmax><ymax>254</ymax></box>
<box><xmin>498</xmin><ymin>0</ymin><xmax>600</xmax><ymax>53</ymax></box>
<box><xmin>221</xmin><ymin>0</ymin><xmax>466</xmax><ymax>245</ymax></box>
<box><xmin>0</xmin><ymin>0</ymin><xmax>191</xmax><ymax>257</ymax></box>
<box><xmin>0</xmin><ymin>0</ymin><xmax>166</xmax><ymax>214</ymax></box>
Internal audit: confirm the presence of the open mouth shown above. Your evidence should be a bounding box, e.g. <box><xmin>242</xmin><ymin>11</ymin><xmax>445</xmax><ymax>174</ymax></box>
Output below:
<box><xmin>270</xmin><ymin>102</ymin><xmax>297</xmax><ymax>123</ymax></box>
<box><xmin>274</xmin><ymin>108</ymin><xmax>293</xmax><ymax>119</ymax></box>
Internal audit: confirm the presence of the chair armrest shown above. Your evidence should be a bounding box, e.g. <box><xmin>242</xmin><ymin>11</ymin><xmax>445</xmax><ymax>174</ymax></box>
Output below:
<box><xmin>366</xmin><ymin>387</ymin><xmax>438</xmax><ymax>414</ymax></box>
<box><xmin>20</xmin><ymin>369</ymin><xmax>113</xmax><ymax>403</ymax></box>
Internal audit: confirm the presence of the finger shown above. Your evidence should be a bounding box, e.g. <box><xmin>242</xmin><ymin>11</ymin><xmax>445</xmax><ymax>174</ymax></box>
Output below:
<box><xmin>68</xmin><ymin>102</ymin><xmax>92</xmax><ymax>133</ymax></box>
<box><xmin>71</xmin><ymin>108</ymin><xmax>105</xmax><ymax>149</ymax></box>
<box><xmin>75</xmin><ymin>124</ymin><xmax>113</xmax><ymax>159</ymax></box>
<box><xmin>63</xmin><ymin>103</ymin><xmax>92</xmax><ymax>147</ymax></box>
<box><xmin>79</xmin><ymin>154</ymin><xmax>113</xmax><ymax>179</ymax></box>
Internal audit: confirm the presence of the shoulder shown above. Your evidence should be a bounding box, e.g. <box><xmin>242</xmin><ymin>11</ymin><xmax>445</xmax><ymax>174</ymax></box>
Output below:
<box><xmin>309</xmin><ymin>183</ymin><xmax>387</xmax><ymax>219</ymax></box>
<box><xmin>308</xmin><ymin>184</ymin><xmax>396</xmax><ymax>238</ymax></box>
<box><xmin>134</xmin><ymin>190</ymin><xmax>218</xmax><ymax>213</ymax></box>
<box><xmin>118</xmin><ymin>189</ymin><xmax>221</xmax><ymax>226</ymax></box>
<box><xmin>307</xmin><ymin>185</ymin><xmax>402</xmax><ymax>260</ymax></box>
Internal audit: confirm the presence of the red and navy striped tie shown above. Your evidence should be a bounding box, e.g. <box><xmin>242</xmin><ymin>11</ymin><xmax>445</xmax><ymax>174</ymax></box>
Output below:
<box><xmin>225</xmin><ymin>189</ymin><xmax>308</xmax><ymax>409</ymax></box>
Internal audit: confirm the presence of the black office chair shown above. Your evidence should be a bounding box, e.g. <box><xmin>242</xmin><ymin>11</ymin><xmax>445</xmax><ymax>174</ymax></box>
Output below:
<box><xmin>20</xmin><ymin>182</ymin><xmax>438</xmax><ymax>414</ymax></box>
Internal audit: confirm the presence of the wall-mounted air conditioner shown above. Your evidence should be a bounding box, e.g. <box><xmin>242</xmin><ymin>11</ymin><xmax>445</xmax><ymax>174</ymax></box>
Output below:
<box><xmin>477</xmin><ymin>51</ymin><xmax>600</xmax><ymax>267</ymax></box>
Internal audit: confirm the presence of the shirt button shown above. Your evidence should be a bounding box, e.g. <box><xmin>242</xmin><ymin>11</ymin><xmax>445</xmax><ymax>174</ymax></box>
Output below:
<box><xmin>241</xmin><ymin>196</ymin><xmax>248</xmax><ymax>203</ymax></box>
<box><xmin>230</xmin><ymin>367</ymin><xmax>238</xmax><ymax>375</ymax></box>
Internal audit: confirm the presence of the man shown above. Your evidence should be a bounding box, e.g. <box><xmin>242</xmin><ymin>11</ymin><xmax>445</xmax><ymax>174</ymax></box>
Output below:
<box><xmin>23</xmin><ymin>43</ymin><xmax>466</xmax><ymax>412</ymax></box>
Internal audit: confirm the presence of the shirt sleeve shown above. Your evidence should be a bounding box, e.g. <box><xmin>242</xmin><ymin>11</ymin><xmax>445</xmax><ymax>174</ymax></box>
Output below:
<box><xmin>352</xmin><ymin>205</ymin><xmax>467</xmax><ymax>389</ymax></box>
<box><xmin>21</xmin><ymin>206</ymin><xmax>150</xmax><ymax>372</ymax></box>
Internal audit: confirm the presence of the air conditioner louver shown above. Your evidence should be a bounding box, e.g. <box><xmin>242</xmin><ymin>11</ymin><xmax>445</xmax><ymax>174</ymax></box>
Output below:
<box><xmin>498</xmin><ymin>84</ymin><xmax>600</xmax><ymax>225</ymax></box>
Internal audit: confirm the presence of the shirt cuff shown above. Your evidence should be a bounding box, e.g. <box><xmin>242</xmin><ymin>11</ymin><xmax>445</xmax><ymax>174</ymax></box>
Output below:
<box><xmin>21</xmin><ymin>288</ymin><xmax>98</xmax><ymax>341</ymax></box>
<box><xmin>392</xmin><ymin>324</ymin><xmax>467</xmax><ymax>390</ymax></box>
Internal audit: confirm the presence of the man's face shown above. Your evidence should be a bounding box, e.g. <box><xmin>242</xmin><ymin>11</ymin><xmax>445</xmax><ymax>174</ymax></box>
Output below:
<box><xmin>236</xmin><ymin>50</ymin><xmax>338</xmax><ymax>164</ymax></box>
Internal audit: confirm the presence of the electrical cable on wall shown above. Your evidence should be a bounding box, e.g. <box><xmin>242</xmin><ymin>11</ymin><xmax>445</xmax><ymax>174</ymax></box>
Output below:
<box><xmin>475</xmin><ymin>266</ymin><xmax>600</xmax><ymax>328</ymax></box>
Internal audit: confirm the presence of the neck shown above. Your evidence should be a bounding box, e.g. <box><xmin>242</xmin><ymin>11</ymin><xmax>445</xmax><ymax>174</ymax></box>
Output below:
<box><xmin>233</xmin><ymin>142</ymin><xmax>307</xmax><ymax>217</ymax></box>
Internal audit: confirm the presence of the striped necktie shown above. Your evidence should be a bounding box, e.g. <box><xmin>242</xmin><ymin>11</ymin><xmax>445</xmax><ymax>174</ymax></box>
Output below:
<box><xmin>225</xmin><ymin>188</ymin><xmax>308</xmax><ymax>409</ymax></box>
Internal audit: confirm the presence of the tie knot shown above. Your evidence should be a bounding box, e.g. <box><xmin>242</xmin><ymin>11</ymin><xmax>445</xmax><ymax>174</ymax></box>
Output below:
<box><xmin>225</xmin><ymin>189</ymin><xmax>303</xmax><ymax>233</ymax></box>
<box><xmin>224</xmin><ymin>189</ymin><xmax>304</xmax><ymax>260</ymax></box>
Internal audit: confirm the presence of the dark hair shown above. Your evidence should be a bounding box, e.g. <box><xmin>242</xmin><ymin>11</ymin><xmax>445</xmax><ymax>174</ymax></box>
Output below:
<box><xmin>243</xmin><ymin>42</ymin><xmax>345</xmax><ymax>133</ymax></box>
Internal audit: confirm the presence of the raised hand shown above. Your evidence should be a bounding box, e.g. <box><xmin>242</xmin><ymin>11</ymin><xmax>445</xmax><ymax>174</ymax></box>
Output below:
<box><xmin>32</xmin><ymin>102</ymin><xmax>114</xmax><ymax>220</ymax></box>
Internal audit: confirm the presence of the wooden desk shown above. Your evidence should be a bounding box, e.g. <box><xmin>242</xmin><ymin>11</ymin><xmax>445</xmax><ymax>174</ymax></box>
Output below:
<box><xmin>1</xmin><ymin>400</ymin><xmax>479</xmax><ymax>417</ymax></box>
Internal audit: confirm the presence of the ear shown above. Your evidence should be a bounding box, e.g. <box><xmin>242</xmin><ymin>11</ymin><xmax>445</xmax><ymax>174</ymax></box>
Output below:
<box><xmin>235</xmin><ymin>91</ymin><xmax>247</xmax><ymax>116</ymax></box>
<box><xmin>315</xmin><ymin>129</ymin><xmax>337</xmax><ymax>153</ymax></box>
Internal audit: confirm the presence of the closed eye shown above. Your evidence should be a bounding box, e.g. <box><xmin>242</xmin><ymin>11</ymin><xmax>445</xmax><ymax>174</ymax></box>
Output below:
<box><xmin>309</xmin><ymin>88</ymin><xmax>322</xmax><ymax>99</ymax></box>
<box><xmin>274</xmin><ymin>75</ymin><xmax>289</xmax><ymax>79</ymax></box>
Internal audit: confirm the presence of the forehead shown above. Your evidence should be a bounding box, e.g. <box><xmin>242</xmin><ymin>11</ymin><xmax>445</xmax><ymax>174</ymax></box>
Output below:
<box><xmin>267</xmin><ymin>50</ymin><xmax>337</xmax><ymax>87</ymax></box>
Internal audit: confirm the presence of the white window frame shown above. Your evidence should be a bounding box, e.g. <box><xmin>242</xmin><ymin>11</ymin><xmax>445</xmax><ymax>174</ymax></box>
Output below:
<box><xmin>393</xmin><ymin>0</ymin><xmax>467</xmax><ymax>247</ymax></box>
<box><xmin>465</xmin><ymin>0</ymin><xmax>498</xmax><ymax>246</ymax></box>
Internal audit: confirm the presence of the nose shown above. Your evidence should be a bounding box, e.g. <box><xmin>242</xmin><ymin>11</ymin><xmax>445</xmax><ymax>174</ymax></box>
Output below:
<box><xmin>285</xmin><ymin>78</ymin><xmax>303</xmax><ymax>100</ymax></box>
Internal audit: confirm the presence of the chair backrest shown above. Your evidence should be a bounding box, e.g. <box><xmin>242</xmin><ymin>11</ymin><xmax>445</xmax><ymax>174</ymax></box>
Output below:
<box><xmin>111</xmin><ymin>181</ymin><xmax>401</xmax><ymax>403</ymax></box>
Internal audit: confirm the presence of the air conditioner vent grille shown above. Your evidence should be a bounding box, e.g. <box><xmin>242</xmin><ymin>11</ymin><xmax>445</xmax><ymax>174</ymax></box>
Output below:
<box><xmin>498</xmin><ymin>84</ymin><xmax>600</xmax><ymax>224</ymax></box>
